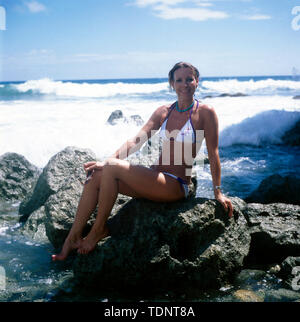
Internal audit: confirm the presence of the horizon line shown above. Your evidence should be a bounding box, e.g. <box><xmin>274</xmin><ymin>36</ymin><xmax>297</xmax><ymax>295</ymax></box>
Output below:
<box><xmin>0</xmin><ymin>74</ymin><xmax>297</xmax><ymax>84</ymax></box>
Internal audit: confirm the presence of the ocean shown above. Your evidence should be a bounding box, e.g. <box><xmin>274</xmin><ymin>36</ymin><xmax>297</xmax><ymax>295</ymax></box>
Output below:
<box><xmin>0</xmin><ymin>75</ymin><xmax>300</xmax><ymax>302</ymax></box>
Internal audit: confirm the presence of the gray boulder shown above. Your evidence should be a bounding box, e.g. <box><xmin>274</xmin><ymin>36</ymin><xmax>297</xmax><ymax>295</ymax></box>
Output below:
<box><xmin>73</xmin><ymin>197</ymin><xmax>251</xmax><ymax>290</ymax></box>
<box><xmin>21</xmin><ymin>206</ymin><xmax>48</xmax><ymax>243</ymax></box>
<box><xmin>107</xmin><ymin>110</ymin><xmax>144</xmax><ymax>126</ymax></box>
<box><xmin>106</xmin><ymin>110</ymin><xmax>124</xmax><ymax>125</ymax></box>
<box><xmin>19</xmin><ymin>146</ymin><xmax>96</xmax><ymax>223</ymax></box>
<box><xmin>293</xmin><ymin>95</ymin><xmax>300</xmax><ymax>99</ymax></box>
<box><xmin>218</xmin><ymin>93</ymin><xmax>248</xmax><ymax>97</ymax></box>
<box><xmin>245</xmin><ymin>174</ymin><xmax>300</xmax><ymax>205</ymax></box>
<box><xmin>129</xmin><ymin>114</ymin><xmax>144</xmax><ymax>126</ymax></box>
<box><xmin>243</xmin><ymin>203</ymin><xmax>300</xmax><ymax>265</ymax></box>
<box><xmin>15</xmin><ymin>146</ymin><xmax>300</xmax><ymax>293</ymax></box>
<box><xmin>278</xmin><ymin>256</ymin><xmax>300</xmax><ymax>291</ymax></box>
<box><xmin>0</xmin><ymin>152</ymin><xmax>40</xmax><ymax>202</ymax></box>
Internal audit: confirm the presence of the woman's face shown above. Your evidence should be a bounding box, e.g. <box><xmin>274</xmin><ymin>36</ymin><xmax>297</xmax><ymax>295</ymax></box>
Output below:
<box><xmin>171</xmin><ymin>67</ymin><xmax>199</xmax><ymax>99</ymax></box>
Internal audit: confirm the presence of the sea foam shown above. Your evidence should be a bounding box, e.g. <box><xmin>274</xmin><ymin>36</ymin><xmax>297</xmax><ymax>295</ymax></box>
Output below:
<box><xmin>202</xmin><ymin>78</ymin><xmax>300</xmax><ymax>95</ymax></box>
<box><xmin>13</xmin><ymin>78</ymin><xmax>169</xmax><ymax>98</ymax></box>
<box><xmin>219</xmin><ymin>110</ymin><xmax>300</xmax><ymax>147</ymax></box>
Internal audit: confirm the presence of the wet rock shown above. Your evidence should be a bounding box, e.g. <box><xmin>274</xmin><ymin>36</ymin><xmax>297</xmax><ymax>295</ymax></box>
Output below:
<box><xmin>106</xmin><ymin>110</ymin><xmax>124</xmax><ymax>125</ymax></box>
<box><xmin>245</xmin><ymin>174</ymin><xmax>300</xmax><ymax>205</ymax></box>
<box><xmin>281</xmin><ymin>119</ymin><xmax>300</xmax><ymax>146</ymax></box>
<box><xmin>218</xmin><ymin>93</ymin><xmax>248</xmax><ymax>97</ymax></box>
<box><xmin>203</xmin><ymin>93</ymin><xmax>248</xmax><ymax>99</ymax></box>
<box><xmin>268</xmin><ymin>264</ymin><xmax>281</xmax><ymax>274</ymax></box>
<box><xmin>264</xmin><ymin>288</ymin><xmax>300</xmax><ymax>302</ymax></box>
<box><xmin>234</xmin><ymin>269</ymin><xmax>267</xmax><ymax>289</ymax></box>
<box><xmin>293</xmin><ymin>95</ymin><xmax>300</xmax><ymax>99</ymax></box>
<box><xmin>243</xmin><ymin>203</ymin><xmax>300</xmax><ymax>265</ymax></box>
<box><xmin>21</xmin><ymin>206</ymin><xmax>48</xmax><ymax>243</ymax></box>
<box><xmin>233</xmin><ymin>289</ymin><xmax>264</xmax><ymax>302</ymax></box>
<box><xmin>0</xmin><ymin>153</ymin><xmax>40</xmax><ymax>202</ymax></box>
<box><xmin>106</xmin><ymin>110</ymin><xmax>144</xmax><ymax>126</ymax></box>
<box><xmin>278</xmin><ymin>256</ymin><xmax>300</xmax><ymax>291</ymax></box>
<box><xmin>73</xmin><ymin>197</ymin><xmax>251</xmax><ymax>291</ymax></box>
<box><xmin>129</xmin><ymin>115</ymin><xmax>144</xmax><ymax>126</ymax></box>
<box><xmin>11</xmin><ymin>146</ymin><xmax>300</xmax><ymax>293</ymax></box>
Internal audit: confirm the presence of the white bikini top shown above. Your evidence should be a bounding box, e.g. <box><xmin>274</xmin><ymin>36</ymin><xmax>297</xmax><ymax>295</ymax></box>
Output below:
<box><xmin>159</xmin><ymin>100</ymin><xmax>199</xmax><ymax>143</ymax></box>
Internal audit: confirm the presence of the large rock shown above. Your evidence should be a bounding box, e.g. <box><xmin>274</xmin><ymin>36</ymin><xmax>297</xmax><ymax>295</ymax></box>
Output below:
<box><xmin>281</xmin><ymin>119</ymin><xmax>300</xmax><ymax>146</ymax></box>
<box><xmin>243</xmin><ymin>203</ymin><xmax>300</xmax><ymax>265</ymax></box>
<box><xmin>73</xmin><ymin>197</ymin><xmax>251</xmax><ymax>291</ymax></box>
<box><xmin>18</xmin><ymin>146</ymin><xmax>96</xmax><ymax>223</ymax></box>
<box><xmin>278</xmin><ymin>256</ymin><xmax>300</xmax><ymax>291</ymax></box>
<box><xmin>0</xmin><ymin>152</ymin><xmax>40</xmax><ymax>202</ymax></box>
<box><xmin>45</xmin><ymin>180</ymin><xmax>131</xmax><ymax>249</ymax></box>
<box><xmin>245</xmin><ymin>174</ymin><xmax>300</xmax><ymax>205</ymax></box>
<box><xmin>14</xmin><ymin>146</ymin><xmax>300</xmax><ymax>293</ymax></box>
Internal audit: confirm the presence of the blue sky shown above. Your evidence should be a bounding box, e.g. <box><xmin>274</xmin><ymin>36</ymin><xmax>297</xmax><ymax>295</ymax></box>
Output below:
<box><xmin>0</xmin><ymin>0</ymin><xmax>300</xmax><ymax>81</ymax></box>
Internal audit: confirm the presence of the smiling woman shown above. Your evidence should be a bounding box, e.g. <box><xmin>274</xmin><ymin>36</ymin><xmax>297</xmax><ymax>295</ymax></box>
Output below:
<box><xmin>52</xmin><ymin>61</ymin><xmax>233</xmax><ymax>260</ymax></box>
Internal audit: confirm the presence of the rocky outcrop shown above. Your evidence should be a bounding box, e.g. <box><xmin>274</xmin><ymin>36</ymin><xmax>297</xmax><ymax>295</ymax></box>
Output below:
<box><xmin>203</xmin><ymin>93</ymin><xmax>248</xmax><ymax>99</ymax></box>
<box><xmin>293</xmin><ymin>95</ymin><xmax>300</xmax><ymax>99</ymax></box>
<box><xmin>7</xmin><ymin>146</ymin><xmax>300</xmax><ymax>293</ymax></box>
<box><xmin>243</xmin><ymin>203</ymin><xmax>300</xmax><ymax>265</ymax></box>
<box><xmin>281</xmin><ymin>119</ymin><xmax>300</xmax><ymax>146</ymax></box>
<box><xmin>106</xmin><ymin>110</ymin><xmax>144</xmax><ymax>126</ymax></box>
<box><xmin>278</xmin><ymin>256</ymin><xmax>300</xmax><ymax>291</ymax></box>
<box><xmin>73</xmin><ymin>197</ymin><xmax>250</xmax><ymax>290</ymax></box>
<box><xmin>106</xmin><ymin>109</ymin><xmax>123</xmax><ymax>125</ymax></box>
<box><xmin>0</xmin><ymin>152</ymin><xmax>40</xmax><ymax>202</ymax></box>
<box><xmin>245</xmin><ymin>174</ymin><xmax>300</xmax><ymax>205</ymax></box>
<box><xmin>18</xmin><ymin>146</ymin><xmax>96</xmax><ymax>231</ymax></box>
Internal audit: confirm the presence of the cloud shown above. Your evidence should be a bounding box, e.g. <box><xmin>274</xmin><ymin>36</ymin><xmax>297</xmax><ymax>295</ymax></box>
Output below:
<box><xmin>241</xmin><ymin>14</ymin><xmax>271</xmax><ymax>20</ymax></box>
<box><xmin>131</xmin><ymin>0</ymin><xmax>229</xmax><ymax>21</ymax></box>
<box><xmin>24</xmin><ymin>1</ymin><xmax>46</xmax><ymax>13</ymax></box>
<box><xmin>133</xmin><ymin>0</ymin><xmax>186</xmax><ymax>7</ymax></box>
<box><xmin>153</xmin><ymin>5</ymin><xmax>229</xmax><ymax>21</ymax></box>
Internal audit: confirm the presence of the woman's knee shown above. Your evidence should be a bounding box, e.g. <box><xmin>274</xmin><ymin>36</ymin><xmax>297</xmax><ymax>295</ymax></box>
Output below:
<box><xmin>89</xmin><ymin>169</ymin><xmax>102</xmax><ymax>189</ymax></box>
<box><xmin>104</xmin><ymin>157</ymin><xmax>121</xmax><ymax>167</ymax></box>
<box><xmin>103</xmin><ymin>158</ymin><xmax>125</xmax><ymax>175</ymax></box>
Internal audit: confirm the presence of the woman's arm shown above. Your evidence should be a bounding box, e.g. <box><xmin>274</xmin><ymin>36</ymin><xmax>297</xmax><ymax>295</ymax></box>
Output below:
<box><xmin>203</xmin><ymin>106</ymin><xmax>233</xmax><ymax>217</ymax></box>
<box><xmin>110</xmin><ymin>105</ymin><xmax>165</xmax><ymax>160</ymax></box>
<box><xmin>84</xmin><ymin>106</ymin><xmax>166</xmax><ymax>173</ymax></box>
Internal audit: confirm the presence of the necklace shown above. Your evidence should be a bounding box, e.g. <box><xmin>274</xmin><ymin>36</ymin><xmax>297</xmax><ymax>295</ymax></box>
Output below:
<box><xmin>176</xmin><ymin>100</ymin><xmax>194</xmax><ymax>113</ymax></box>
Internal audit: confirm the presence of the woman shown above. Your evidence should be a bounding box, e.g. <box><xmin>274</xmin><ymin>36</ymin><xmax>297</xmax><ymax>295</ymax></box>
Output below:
<box><xmin>52</xmin><ymin>62</ymin><xmax>233</xmax><ymax>261</ymax></box>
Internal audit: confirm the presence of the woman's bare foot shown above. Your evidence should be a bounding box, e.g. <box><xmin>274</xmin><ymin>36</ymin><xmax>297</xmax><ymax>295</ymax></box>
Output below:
<box><xmin>52</xmin><ymin>235</ymin><xmax>83</xmax><ymax>261</ymax></box>
<box><xmin>77</xmin><ymin>226</ymin><xmax>109</xmax><ymax>255</ymax></box>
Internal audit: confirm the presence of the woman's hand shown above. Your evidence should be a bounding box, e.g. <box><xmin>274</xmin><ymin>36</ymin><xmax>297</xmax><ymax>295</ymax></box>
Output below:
<box><xmin>215</xmin><ymin>193</ymin><xmax>233</xmax><ymax>218</ymax></box>
<box><xmin>83</xmin><ymin>161</ymin><xmax>105</xmax><ymax>173</ymax></box>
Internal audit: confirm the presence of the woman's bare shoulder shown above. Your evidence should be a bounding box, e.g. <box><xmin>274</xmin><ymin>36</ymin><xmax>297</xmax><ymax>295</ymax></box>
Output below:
<box><xmin>157</xmin><ymin>103</ymin><xmax>173</xmax><ymax>113</ymax></box>
<box><xmin>198</xmin><ymin>102</ymin><xmax>217</xmax><ymax>118</ymax></box>
<box><xmin>146</xmin><ymin>103</ymin><xmax>173</xmax><ymax>128</ymax></box>
<box><xmin>198</xmin><ymin>102</ymin><xmax>215</xmax><ymax>112</ymax></box>
<box><xmin>153</xmin><ymin>103</ymin><xmax>173</xmax><ymax>119</ymax></box>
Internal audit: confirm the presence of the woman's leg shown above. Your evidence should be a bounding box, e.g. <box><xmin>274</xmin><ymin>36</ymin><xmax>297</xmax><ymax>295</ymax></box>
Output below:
<box><xmin>52</xmin><ymin>171</ymin><xmax>101</xmax><ymax>261</ymax></box>
<box><xmin>77</xmin><ymin>158</ymin><xmax>184</xmax><ymax>254</ymax></box>
<box><xmin>52</xmin><ymin>163</ymin><xmax>145</xmax><ymax>261</ymax></box>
